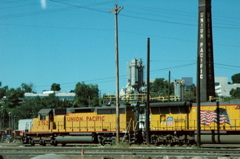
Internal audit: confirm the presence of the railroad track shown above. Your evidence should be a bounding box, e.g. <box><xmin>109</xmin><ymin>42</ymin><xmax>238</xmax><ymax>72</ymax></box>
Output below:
<box><xmin>1</xmin><ymin>147</ymin><xmax>240</xmax><ymax>159</ymax></box>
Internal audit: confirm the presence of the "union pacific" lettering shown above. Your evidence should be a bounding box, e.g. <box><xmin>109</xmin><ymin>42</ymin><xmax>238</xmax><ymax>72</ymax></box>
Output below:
<box><xmin>67</xmin><ymin>116</ymin><xmax>105</xmax><ymax>122</ymax></box>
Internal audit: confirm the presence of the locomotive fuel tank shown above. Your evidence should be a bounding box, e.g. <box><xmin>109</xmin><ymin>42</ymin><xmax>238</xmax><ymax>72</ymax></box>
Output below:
<box><xmin>55</xmin><ymin>136</ymin><xmax>94</xmax><ymax>143</ymax></box>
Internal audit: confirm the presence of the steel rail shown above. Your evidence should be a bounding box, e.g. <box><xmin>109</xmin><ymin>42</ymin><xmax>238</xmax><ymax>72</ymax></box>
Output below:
<box><xmin>0</xmin><ymin>151</ymin><xmax>238</xmax><ymax>158</ymax></box>
<box><xmin>1</xmin><ymin>147</ymin><xmax>240</xmax><ymax>155</ymax></box>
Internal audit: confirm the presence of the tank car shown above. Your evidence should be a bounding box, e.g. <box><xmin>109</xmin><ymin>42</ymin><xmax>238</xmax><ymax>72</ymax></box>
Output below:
<box><xmin>22</xmin><ymin>104</ymin><xmax>138</xmax><ymax>146</ymax></box>
<box><xmin>146</xmin><ymin>100</ymin><xmax>240</xmax><ymax>145</ymax></box>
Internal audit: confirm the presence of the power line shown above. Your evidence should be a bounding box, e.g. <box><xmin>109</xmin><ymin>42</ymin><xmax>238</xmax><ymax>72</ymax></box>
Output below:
<box><xmin>125</xmin><ymin>3</ymin><xmax>240</xmax><ymax>24</ymax></box>
<box><xmin>0</xmin><ymin>3</ymin><xmax>36</xmax><ymax>9</ymax></box>
<box><xmin>151</xmin><ymin>63</ymin><xmax>196</xmax><ymax>72</ymax></box>
<box><xmin>121</xmin><ymin>13</ymin><xmax>240</xmax><ymax>30</ymax></box>
<box><xmin>6</xmin><ymin>62</ymin><xmax>239</xmax><ymax>91</ymax></box>
<box><xmin>0</xmin><ymin>22</ymin><xmax>112</xmax><ymax>31</ymax></box>
<box><xmin>1</xmin><ymin>21</ymin><xmax>239</xmax><ymax>49</ymax></box>
<box><xmin>121</xmin><ymin>13</ymin><xmax>197</xmax><ymax>27</ymax></box>
<box><xmin>215</xmin><ymin>63</ymin><xmax>240</xmax><ymax>69</ymax></box>
<box><xmin>0</xmin><ymin>7</ymin><xmax>78</xmax><ymax>19</ymax></box>
<box><xmin>1</xmin><ymin>1</ymin><xmax>239</xmax><ymax>30</ymax></box>
<box><xmin>34</xmin><ymin>63</ymin><xmax>196</xmax><ymax>89</ymax></box>
<box><xmin>0</xmin><ymin>0</ymin><xmax>27</xmax><ymax>5</ymax></box>
<box><xmin>49</xmin><ymin>0</ymin><xmax>111</xmax><ymax>14</ymax></box>
<box><xmin>1</xmin><ymin>22</ymin><xmax>239</xmax><ymax>48</ymax></box>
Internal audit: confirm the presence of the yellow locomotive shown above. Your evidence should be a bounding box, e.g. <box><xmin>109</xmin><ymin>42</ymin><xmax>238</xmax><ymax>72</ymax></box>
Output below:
<box><xmin>23</xmin><ymin>104</ymin><xmax>137</xmax><ymax>146</ymax></box>
<box><xmin>148</xmin><ymin>100</ymin><xmax>240</xmax><ymax>145</ymax></box>
<box><xmin>23</xmin><ymin>99</ymin><xmax>240</xmax><ymax>146</ymax></box>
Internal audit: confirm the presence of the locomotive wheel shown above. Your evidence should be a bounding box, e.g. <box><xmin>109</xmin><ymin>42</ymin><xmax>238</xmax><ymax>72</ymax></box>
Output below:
<box><xmin>51</xmin><ymin>139</ymin><xmax>58</xmax><ymax>146</ymax></box>
<box><xmin>30</xmin><ymin>140</ymin><xmax>35</xmax><ymax>146</ymax></box>
<box><xmin>153</xmin><ymin>140</ymin><xmax>159</xmax><ymax>146</ymax></box>
<box><xmin>40</xmin><ymin>140</ymin><xmax>46</xmax><ymax>146</ymax></box>
<box><xmin>101</xmin><ymin>140</ymin><xmax>105</xmax><ymax>146</ymax></box>
<box><xmin>22</xmin><ymin>137</ymin><xmax>27</xmax><ymax>144</ymax></box>
<box><xmin>53</xmin><ymin>140</ymin><xmax>58</xmax><ymax>146</ymax></box>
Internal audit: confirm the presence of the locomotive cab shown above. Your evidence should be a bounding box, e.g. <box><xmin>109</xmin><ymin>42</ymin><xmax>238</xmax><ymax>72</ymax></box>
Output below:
<box><xmin>31</xmin><ymin>109</ymin><xmax>53</xmax><ymax>132</ymax></box>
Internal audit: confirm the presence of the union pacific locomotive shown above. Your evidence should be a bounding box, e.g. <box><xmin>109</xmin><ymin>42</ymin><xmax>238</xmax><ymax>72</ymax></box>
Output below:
<box><xmin>22</xmin><ymin>99</ymin><xmax>240</xmax><ymax>146</ymax></box>
<box><xmin>22</xmin><ymin>105</ymin><xmax>137</xmax><ymax>146</ymax></box>
<box><xmin>148</xmin><ymin>100</ymin><xmax>240</xmax><ymax>145</ymax></box>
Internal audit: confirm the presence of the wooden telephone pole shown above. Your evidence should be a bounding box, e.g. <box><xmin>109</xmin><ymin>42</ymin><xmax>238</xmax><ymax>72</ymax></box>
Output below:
<box><xmin>110</xmin><ymin>4</ymin><xmax>123</xmax><ymax>145</ymax></box>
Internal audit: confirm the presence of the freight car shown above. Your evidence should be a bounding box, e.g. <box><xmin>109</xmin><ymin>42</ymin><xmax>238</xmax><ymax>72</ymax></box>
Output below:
<box><xmin>22</xmin><ymin>104</ymin><xmax>139</xmax><ymax>146</ymax></box>
<box><xmin>147</xmin><ymin>100</ymin><xmax>240</xmax><ymax>145</ymax></box>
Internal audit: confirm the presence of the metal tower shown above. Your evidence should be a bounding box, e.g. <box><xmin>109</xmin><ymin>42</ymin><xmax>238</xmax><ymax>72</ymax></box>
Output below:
<box><xmin>127</xmin><ymin>58</ymin><xmax>145</xmax><ymax>94</ymax></box>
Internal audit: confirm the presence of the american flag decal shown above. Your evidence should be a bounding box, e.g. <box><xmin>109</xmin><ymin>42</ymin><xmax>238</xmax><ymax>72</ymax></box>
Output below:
<box><xmin>201</xmin><ymin>108</ymin><xmax>231</xmax><ymax>126</ymax></box>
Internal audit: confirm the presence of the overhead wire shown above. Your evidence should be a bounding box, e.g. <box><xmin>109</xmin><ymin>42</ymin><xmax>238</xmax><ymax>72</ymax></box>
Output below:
<box><xmin>0</xmin><ymin>3</ymin><xmax>37</xmax><ymax>9</ymax></box>
<box><xmin>49</xmin><ymin>0</ymin><xmax>112</xmax><ymax>14</ymax></box>
<box><xmin>1</xmin><ymin>1</ymin><xmax>239</xmax><ymax>90</ymax></box>
<box><xmin>52</xmin><ymin>62</ymin><xmax>240</xmax><ymax>90</ymax></box>
<box><xmin>123</xmin><ymin>3</ymin><xmax>240</xmax><ymax>29</ymax></box>
<box><xmin>1</xmin><ymin>2</ymin><xmax>238</xmax><ymax>48</ymax></box>
<box><xmin>4</xmin><ymin>59</ymin><xmax>239</xmax><ymax>91</ymax></box>
<box><xmin>0</xmin><ymin>0</ymin><xmax>27</xmax><ymax>4</ymax></box>
<box><xmin>0</xmin><ymin>22</ymin><xmax>112</xmax><ymax>31</ymax></box>
<box><xmin>0</xmin><ymin>7</ymin><xmax>79</xmax><ymax>19</ymax></box>
<box><xmin>1</xmin><ymin>0</ymin><xmax>239</xmax><ymax>31</ymax></box>
<box><xmin>215</xmin><ymin>63</ymin><xmax>240</xmax><ymax>69</ymax></box>
<box><xmin>34</xmin><ymin>62</ymin><xmax>196</xmax><ymax>89</ymax></box>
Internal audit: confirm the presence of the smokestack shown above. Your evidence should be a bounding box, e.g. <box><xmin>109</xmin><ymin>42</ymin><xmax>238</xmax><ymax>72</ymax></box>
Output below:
<box><xmin>197</xmin><ymin>0</ymin><xmax>215</xmax><ymax>102</ymax></box>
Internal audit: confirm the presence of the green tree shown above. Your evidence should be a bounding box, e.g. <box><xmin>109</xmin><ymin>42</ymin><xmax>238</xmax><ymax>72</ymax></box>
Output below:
<box><xmin>0</xmin><ymin>82</ymin><xmax>8</xmax><ymax>99</ymax></box>
<box><xmin>231</xmin><ymin>73</ymin><xmax>240</xmax><ymax>84</ymax></box>
<box><xmin>0</xmin><ymin>104</ymin><xmax>8</xmax><ymax>129</ymax></box>
<box><xmin>21</xmin><ymin>82</ymin><xmax>34</xmax><ymax>93</ymax></box>
<box><xmin>61</xmin><ymin>99</ymin><xmax>73</xmax><ymax>107</ymax></box>
<box><xmin>11</xmin><ymin>96</ymin><xmax>43</xmax><ymax>129</ymax></box>
<box><xmin>41</xmin><ymin>93</ymin><xmax>63</xmax><ymax>108</ymax></box>
<box><xmin>4</xmin><ymin>88</ymin><xmax>24</xmax><ymax>109</ymax></box>
<box><xmin>183</xmin><ymin>84</ymin><xmax>196</xmax><ymax>102</ymax></box>
<box><xmin>15</xmin><ymin>97</ymin><xmax>41</xmax><ymax>118</ymax></box>
<box><xmin>74</xmin><ymin>82</ymin><xmax>99</xmax><ymax>107</ymax></box>
<box><xmin>150</xmin><ymin>78</ymin><xmax>174</xmax><ymax>96</ymax></box>
<box><xmin>51</xmin><ymin>83</ymin><xmax>61</xmax><ymax>91</ymax></box>
<box><xmin>1</xmin><ymin>87</ymin><xmax>24</xmax><ymax>129</ymax></box>
<box><xmin>230</xmin><ymin>88</ymin><xmax>240</xmax><ymax>98</ymax></box>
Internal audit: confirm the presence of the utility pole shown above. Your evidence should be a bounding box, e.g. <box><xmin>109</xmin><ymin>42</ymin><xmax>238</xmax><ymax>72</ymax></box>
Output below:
<box><xmin>146</xmin><ymin>37</ymin><xmax>150</xmax><ymax>145</ymax></box>
<box><xmin>110</xmin><ymin>4</ymin><xmax>123</xmax><ymax>145</ymax></box>
<box><xmin>168</xmin><ymin>71</ymin><xmax>171</xmax><ymax>101</ymax></box>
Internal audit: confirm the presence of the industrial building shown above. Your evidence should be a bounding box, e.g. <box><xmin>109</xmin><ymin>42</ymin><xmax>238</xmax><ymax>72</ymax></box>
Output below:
<box><xmin>24</xmin><ymin>91</ymin><xmax>75</xmax><ymax>101</ymax></box>
<box><xmin>215</xmin><ymin>77</ymin><xmax>240</xmax><ymax>97</ymax></box>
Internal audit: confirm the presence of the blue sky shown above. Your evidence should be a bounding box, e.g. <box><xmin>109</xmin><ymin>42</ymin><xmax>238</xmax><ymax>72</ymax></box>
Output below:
<box><xmin>0</xmin><ymin>0</ymin><xmax>239</xmax><ymax>94</ymax></box>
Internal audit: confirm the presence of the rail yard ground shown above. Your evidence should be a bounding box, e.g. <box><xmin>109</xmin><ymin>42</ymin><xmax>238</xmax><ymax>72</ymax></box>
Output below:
<box><xmin>1</xmin><ymin>142</ymin><xmax>240</xmax><ymax>159</ymax></box>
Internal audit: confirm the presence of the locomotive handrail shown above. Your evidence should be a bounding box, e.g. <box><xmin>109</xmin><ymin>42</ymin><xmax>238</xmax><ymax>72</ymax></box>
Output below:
<box><xmin>103</xmin><ymin>94</ymin><xmax>180</xmax><ymax>103</ymax></box>
<box><xmin>150</xmin><ymin>118</ymin><xmax>240</xmax><ymax>131</ymax></box>
<box><xmin>122</xmin><ymin>118</ymin><xmax>132</xmax><ymax>142</ymax></box>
